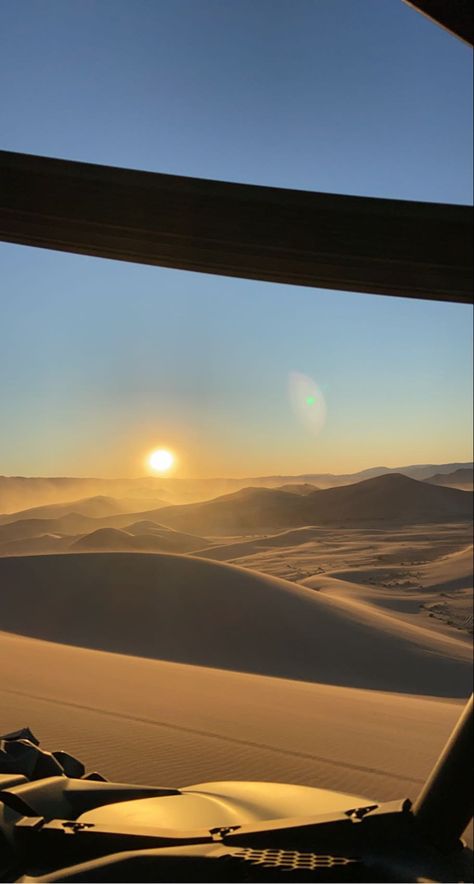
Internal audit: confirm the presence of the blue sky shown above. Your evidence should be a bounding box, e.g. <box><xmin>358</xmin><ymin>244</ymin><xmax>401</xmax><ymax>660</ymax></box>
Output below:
<box><xmin>1</xmin><ymin>0</ymin><xmax>472</xmax><ymax>477</ymax></box>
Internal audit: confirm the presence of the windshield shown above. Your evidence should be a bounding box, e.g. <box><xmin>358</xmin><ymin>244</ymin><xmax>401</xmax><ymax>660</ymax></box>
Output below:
<box><xmin>0</xmin><ymin>0</ymin><xmax>472</xmax><ymax>837</ymax></box>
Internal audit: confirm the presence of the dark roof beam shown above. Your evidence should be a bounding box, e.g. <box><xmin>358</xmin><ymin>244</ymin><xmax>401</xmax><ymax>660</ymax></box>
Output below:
<box><xmin>1</xmin><ymin>150</ymin><xmax>472</xmax><ymax>303</ymax></box>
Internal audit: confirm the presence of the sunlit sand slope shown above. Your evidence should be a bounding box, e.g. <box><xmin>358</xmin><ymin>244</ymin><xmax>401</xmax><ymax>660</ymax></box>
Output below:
<box><xmin>0</xmin><ymin>630</ymin><xmax>465</xmax><ymax>806</ymax></box>
<box><xmin>0</xmin><ymin>552</ymin><xmax>470</xmax><ymax>695</ymax></box>
<box><xmin>302</xmin><ymin>544</ymin><xmax>474</xmax><ymax>640</ymax></box>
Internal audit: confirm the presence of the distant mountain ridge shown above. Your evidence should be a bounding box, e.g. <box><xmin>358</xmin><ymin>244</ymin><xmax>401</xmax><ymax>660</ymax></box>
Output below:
<box><xmin>426</xmin><ymin>468</ymin><xmax>473</xmax><ymax>490</ymax></box>
<box><xmin>138</xmin><ymin>474</ymin><xmax>473</xmax><ymax>535</ymax></box>
<box><xmin>1</xmin><ymin>462</ymin><xmax>472</xmax><ymax>513</ymax></box>
<box><xmin>0</xmin><ymin>494</ymin><xmax>167</xmax><ymax>525</ymax></box>
<box><xmin>0</xmin><ymin>473</ymin><xmax>471</xmax><ymax>553</ymax></box>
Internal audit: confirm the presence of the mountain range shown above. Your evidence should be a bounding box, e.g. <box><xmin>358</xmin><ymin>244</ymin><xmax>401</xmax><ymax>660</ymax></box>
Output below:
<box><xmin>426</xmin><ymin>468</ymin><xmax>473</xmax><ymax>491</ymax></box>
<box><xmin>1</xmin><ymin>462</ymin><xmax>472</xmax><ymax>514</ymax></box>
<box><xmin>0</xmin><ymin>473</ymin><xmax>471</xmax><ymax>553</ymax></box>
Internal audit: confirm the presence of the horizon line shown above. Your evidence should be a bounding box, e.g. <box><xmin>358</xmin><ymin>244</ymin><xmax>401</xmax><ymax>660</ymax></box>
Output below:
<box><xmin>1</xmin><ymin>459</ymin><xmax>472</xmax><ymax>483</ymax></box>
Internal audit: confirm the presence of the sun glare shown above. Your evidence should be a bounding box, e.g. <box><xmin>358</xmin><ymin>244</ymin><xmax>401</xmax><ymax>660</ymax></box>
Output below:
<box><xmin>148</xmin><ymin>448</ymin><xmax>175</xmax><ymax>474</ymax></box>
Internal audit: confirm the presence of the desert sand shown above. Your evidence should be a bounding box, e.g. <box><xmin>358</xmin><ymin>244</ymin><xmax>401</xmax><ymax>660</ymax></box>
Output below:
<box><xmin>0</xmin><ymin>551</ymin><xmax>470</xmax><ymax>695</ymax></box>
<box><xmin>197</xmin><ymin>524</ymin><xmax>473</xmax><ymax>636</ymax></box>
<box><xmin>70</xmin><ymin>523</ymin><xmax>207</xmax><ymax>553</ymax></box>
<box><xmin>0</xmin><ymin>629</ymin><xmax>466</xmax><ymax>807</ymax></box>
<box><xmin>0</xmin><ymin>467</ymin><xmax>472</xmax><ymax>852</ymax></box>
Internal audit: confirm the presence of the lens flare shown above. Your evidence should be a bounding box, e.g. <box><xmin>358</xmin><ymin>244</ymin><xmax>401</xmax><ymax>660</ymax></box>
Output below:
<box><xmin>289</xmin><ymin>372</ymin><xmax>327</xmax><ymax>435</ymax></box>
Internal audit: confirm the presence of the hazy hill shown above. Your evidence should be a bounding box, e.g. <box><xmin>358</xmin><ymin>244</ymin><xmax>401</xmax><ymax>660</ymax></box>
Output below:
<box><xmin>147</xmin><ymin>474</ymin><xmax>473</xmax><ymax>535</ymax></box>
<box><xmin>0</xmin><ymin>474</ymin><xmax>470</xmax><ymax>545</ymax></box>
<box><xmin>426</xmin><ymin>468</ymin><xmax>473</xmax><ymax>491</ymax></box>
<box><xmin>153</xmin><ymin>487</ymin><xmax>310</xmax><ymax>535</ymax></box>
<box><xmin>0</xmin><ymin>512</ymin><xmax>97</xmax><ymax>542</ymax></box>
<box><xmin>0</xmin><ymin>494</ymin><xmax>167</xmax><ymax>525</ymax></box>
<box><xmin>395</xmin><ymin>463</ymin><xmax>473</xmax><ymax>481</ymax></box>
<box><xmin>71</xmin><ymin>528</ymin><xmax>134</xmax><ymax>551</ymax></box>
<box><xmin>0</xmin><ymin>533</ymin><xmax>70</xmax><ymax>556</ymax></box>
<box><xmin>1</xmin><ymin>463</ymin><xmax>472</xmax><ymax>512</ymax></box>
<box><xmin>0</xmin><ymin>508</ymin><xmax>176</xmax><ymax>545</ymax></box>
<box><xmin>303</xmin><ymin>473</ymin><xmax>472</xmax><ymax>525</ymax></box>
<box><xmin>0</xmin><ymin>552</ymin><xmax>469</xmax><ymax>695</ymax></box>
<box><xmin>275</xmin><ymin>483</ymin><xmax>319</xmax><ymax>495</ymax></box>
<box><xmin>0</xmin><ymin>476</ymin><xmax>171</xmax><ymax>514</ymax></box>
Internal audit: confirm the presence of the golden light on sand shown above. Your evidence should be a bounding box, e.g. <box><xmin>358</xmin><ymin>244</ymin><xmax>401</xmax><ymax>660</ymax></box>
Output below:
<box><xmin>147</xmin><ymin>448</ymin><xmax>175</xmax><ymax>473</ymax></box>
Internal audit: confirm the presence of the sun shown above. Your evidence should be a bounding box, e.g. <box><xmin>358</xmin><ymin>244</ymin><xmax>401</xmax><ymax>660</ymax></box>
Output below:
<box><xmin>147</xmin><ymin>448</ymin><xmax>175</xmax><ymax>474</ymax></box>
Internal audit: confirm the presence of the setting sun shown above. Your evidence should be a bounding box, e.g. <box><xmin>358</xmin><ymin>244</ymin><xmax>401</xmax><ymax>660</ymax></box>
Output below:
<box><xmin>147</xmin><ymin>448</ymin><xmax>175</xmax><ymax>474</ymax></box>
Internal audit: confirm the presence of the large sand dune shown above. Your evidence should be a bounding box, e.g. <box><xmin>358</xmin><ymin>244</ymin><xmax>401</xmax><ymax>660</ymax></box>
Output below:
<box><xmin>0</xmin><ymin>552</ymin><xmax>470</xmax><ymax>695</ymax></box>
<box><xmin>149</xmin><ymin>474</ymin><xmax>472</xmax><ymax>535</ymax></box>
<box><xmin>0</xmin><ymin>630</ymin><xmax>467</xmax><ymax>809</ymax></box>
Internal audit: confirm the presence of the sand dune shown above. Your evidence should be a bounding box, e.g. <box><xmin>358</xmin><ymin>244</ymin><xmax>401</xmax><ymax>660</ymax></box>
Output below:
<box><xmin>0</xmin><ymin>512</ymin><xmax>96</xmax><ymax>542</ymax></box>
<box><xmin>306</xmin><ymin>546</ymin><xmax>473</xmax><ymax>595</ymax></box>
<box><xmin>151</xmin><ymin>474</ymin><xmax>472</xmax><ymax>535</ymax></box>
<box><xmin>0</xmin><ymin>629</ymin><xmax>466</xmax><ymax>808</ymax></box>
<box><xmin>196</xmin><ymin>525</ymin><xmax>474</xmax><ymax>643</ymax></box>
<box><xmin>0</xmin><ymin>494</ymin><xmax>167</xmax><ymax>525</ymax></box>
<box><xmin>301</xmin><ymin>543</ymin><xmax>473</xmax><ymax>640</ymax></box>
<box><xmin>1</xmin><ymin>467</ymin><xmax>471</xmax><ymax>855</ymax></box>
<box><xmin>426</xmin><ymin>468</ymin><xmax>473</xmax><ymax>491</ymax></box>
<box><xmin>0</xmin><ymin>552</ymin><xmax>470</xmax><ymax>696</ymax></box>
<box><xmin>126</xmin><ymin>522</ymin><xmax>208</xmax><ymax>551</ymax></box>
<box><xmin>2</xmin><ymin>463</ymin><xmax>472</xmax><ymax>513</ymax></box>
<box><xmin>301</xmin><ymin>473</ymin><xmax>472</xmax><ymax>524</ymax></box>
<box><xmin>417</xmin><ymin>544</ymin><xmax>473</xmax><ymax>592</ymax></box>
<box><xmin>0</xmin><ymin>508</ymin><xmax>208</xmax><ymax>552</ymax></box>
<box><xmin>195</xmin><ymin>526</ymin><xmax>324</xmax><ymax>561</ymax></box>
<box><xmin>0</xmin><ymin>533</ymin><xmax>71</xmax><ymax>556</ymax></box>
<box><xmin>147</xmin><ymin>487</ymin><xmax>309</xmax><ymax>535</ymax></box>
<box><xmin>0</xmin><ymin>507</ymin><xmax>177</xmax><ymax>545</ymax></box>
<box><xmin>71</xmin><ymin>523</ymin><xmax>207</xmax><ymax>553</ymax></box>
<box><xmin>71</xmin><ymin>527</ymin><xmax>139</xmax><ymax>551</ymax></box>
<box><xmin>0</xmin><ymin>476</ymin><xmax>173</xmax><ymax>514</ymax></box>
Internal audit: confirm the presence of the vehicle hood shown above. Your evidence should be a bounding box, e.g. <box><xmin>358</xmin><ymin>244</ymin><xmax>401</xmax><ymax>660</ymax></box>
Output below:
<box><xmin>80</xmin><ymin>780</ymin><xmax>370</xmax><ymax>831</ymax></box>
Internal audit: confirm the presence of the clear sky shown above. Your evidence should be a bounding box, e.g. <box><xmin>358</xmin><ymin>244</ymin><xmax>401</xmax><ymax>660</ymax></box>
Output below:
<box><xmin>1</xmin><ymin>0</ymin><xmax>472</xmax><ymax>478</ymax></box>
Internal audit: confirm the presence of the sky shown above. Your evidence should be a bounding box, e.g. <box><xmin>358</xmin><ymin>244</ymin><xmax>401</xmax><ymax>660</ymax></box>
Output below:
<box><xmin>1</xmin><ymin>0</ymin><xmax>472</xmax><ymax>478</ymax></box>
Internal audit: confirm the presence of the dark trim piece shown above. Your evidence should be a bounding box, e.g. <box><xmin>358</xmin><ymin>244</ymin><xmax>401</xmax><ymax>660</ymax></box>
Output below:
<box><xmin>413</xmin><ymin>694</ymin><xmax>473</xmax><ymax>848</ymax></box>
<box><xmin>1</xmin><ymin>150</ymin><xmax>472</xmax><ymax>303</ymax></box>
<box><xmin>403</xmin><ymin>0</ymin><xmax>473</xmax><ymax>47</ymax></box>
